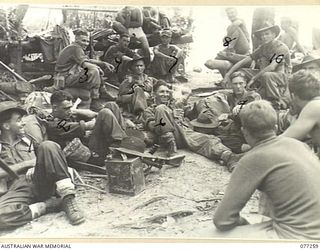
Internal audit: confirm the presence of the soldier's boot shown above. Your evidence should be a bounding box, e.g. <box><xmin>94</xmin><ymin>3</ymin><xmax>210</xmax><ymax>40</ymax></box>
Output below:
<box><xmin>62</xmin><ymin>194</ymin><xmax>85</xmax><ymax>225</ymax></box>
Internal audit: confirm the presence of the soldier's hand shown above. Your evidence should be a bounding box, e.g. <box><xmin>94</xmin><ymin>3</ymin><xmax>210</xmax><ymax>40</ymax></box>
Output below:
<box><xmin>125</xmin><ymin>119</ymin><xmax>137</xmax><ymax>129</ymax></box>
<box><xmin>104</xmin><ymin>62</ymin><xmax>115</xmax><ymax>72</ymax></box>
<box><xmin>218</xmin><ymin>113</ymin><xmax>229</xmax><ymax>121</ymax></box>
<box><xmin>26</xmin><ymin>167</ymin><xmax>35</xmax><ymax>183</ymax></box>
<box><xmin>247</xmin><ymin>79</ymin><xmax>255</xmax><ymax>89</ymax></box>
<box><xmin>221</xmin><ymin>74</ymin><xmax>230</xmax><ymax>87</ymax></box>
<box><xmin>232</xmin><ymin>105</ymin><xmax>242</xmax><ymax>116</ymax></box>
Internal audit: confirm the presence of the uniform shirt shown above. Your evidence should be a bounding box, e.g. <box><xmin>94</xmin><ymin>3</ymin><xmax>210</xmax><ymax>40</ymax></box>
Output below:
<box><xmin>226</xmin><ymin>90</ymin><xmax>261</xmax><ymax>110</ymax></box>
<box><xmin>103</xmin><ymin>44</ymin><xmax>135</xmax><ymax>67</ymax></box>
<box><xmin>250</xmin><ymin>40</ymin><xmax>292</xmax><ymax>74</ymax></box>
<box><xmin>142</xmin><ymin>100</ymin><xmax>178</xmax><ymax>131</ymax></box>
<box><xmin>55</xmin><ymin>43</ymin><xmax>88</xmax><ymax>73</ymax></box>
<box><xmin>45</xmin><ymin>116</ymin><xmax>86</xmax><ymax>149</ymax></box>
<box><xmin>214</xmin><ymin>136</ymin><xmax>320</xmax><ymax>240</ymax></box>
<box><xmin>0</xmin><ymin>136</ymin><xmax>35</xmax><ymax>166</ymax></box>
<box><xmin>154</xmin><ymin>44</ymin><xmax>180</xmax><ymax>58</ymax></box>
<box><xmin>119</xmin><ymin>73</ymin><xmax>156</xmax><ymax>96</ymax></box>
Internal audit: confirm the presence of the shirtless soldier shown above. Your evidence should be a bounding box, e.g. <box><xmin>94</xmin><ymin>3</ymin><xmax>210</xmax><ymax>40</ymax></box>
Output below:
<box><xmin>282</xmin><ymin>70</ymin><xmax>320</xmax><ymax>149</ymax></box>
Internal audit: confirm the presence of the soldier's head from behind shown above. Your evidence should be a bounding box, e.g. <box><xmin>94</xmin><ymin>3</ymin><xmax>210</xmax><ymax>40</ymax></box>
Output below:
<box><xmin>240</xmin><ymin>100</ymin><xmax>277</xmax><ymax>146</ymax></box>
<box><xmin>289</xmin><ymin>70</ymin><xmax>320</xmax><ymax>112</ymax></box>
<box><xmin>0</xmin><ymin>101</ymin><xmax>27</xmax><ymax>137</ymax></box>
<box><xmin>50</xmin><ymin>90</ymin><xmax>74</xmax><ymax>120</ymax></box>
<box><xmin>74</xmin><ymin>29</ymin><xmax>90</xmax><ymax>50</ymax></box>
<box><xmin>230</xmin><ymin>71</ymin><xmax>247</xmax><ymax>96</ymax></box>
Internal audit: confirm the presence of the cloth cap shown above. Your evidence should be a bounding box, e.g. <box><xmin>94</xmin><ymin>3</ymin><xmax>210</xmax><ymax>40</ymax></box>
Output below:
<box><xmin>160</xmin><ymin>30</ymin><xmax>172</xmax><ymax>38</ymax></box>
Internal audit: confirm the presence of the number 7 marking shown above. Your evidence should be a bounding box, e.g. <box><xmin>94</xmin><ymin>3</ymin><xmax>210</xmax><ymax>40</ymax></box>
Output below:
<box><xmin>169</xmin><ymin>55</ymin><xmax>178</xmax><ymax>73</ymax></box>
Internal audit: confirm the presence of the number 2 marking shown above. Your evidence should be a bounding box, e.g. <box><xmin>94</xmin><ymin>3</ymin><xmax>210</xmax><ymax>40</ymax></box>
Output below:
<box><xmin>79</xmin><ymin>67</ymin><xmax>89</xmax><ymax>83</ymax></box>
<box><xmin>115</xmin><ymin>57</ymin><xmax>122</xmax><ymax>73</ymax></box>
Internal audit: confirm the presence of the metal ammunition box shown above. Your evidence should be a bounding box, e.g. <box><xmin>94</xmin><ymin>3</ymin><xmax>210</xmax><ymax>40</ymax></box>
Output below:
<box><xmin>106</xmin><ymin>157</ymin><xmax>145</xmax><ymax>196</ymax></box>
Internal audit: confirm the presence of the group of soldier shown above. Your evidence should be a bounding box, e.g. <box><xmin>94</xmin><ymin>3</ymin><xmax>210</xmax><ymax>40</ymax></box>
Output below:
<box><xmin>0</xmin><ymin>6</ymin><xmax>320</xmax><ymax>240</ymax></box>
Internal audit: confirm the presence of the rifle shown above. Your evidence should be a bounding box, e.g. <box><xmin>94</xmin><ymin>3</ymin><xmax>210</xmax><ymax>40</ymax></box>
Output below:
<box><xmin>0</xmin><ymin>60</ymin><xmax>27</xmax><ymax>82</ymax></box>
<box><xmin>112</xmin><ymin>149</ymin><xmax>185</xmax><ymax>169</ymax></box>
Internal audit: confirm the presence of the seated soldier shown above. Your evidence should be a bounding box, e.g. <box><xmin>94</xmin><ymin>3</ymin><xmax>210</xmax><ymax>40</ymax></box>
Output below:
<box><xmin>24</xmin><ymin>90</ymin><xmax>129</xmax><ymax>164</ymax></box>
<box><xmin>279</xmin><ymin>17</ymin><xmax>306</xmax><ymax>57</ymax></box>
<box><xmin>151</xmin><ymin>30</ymin><xmax>183</xmax><ymax>83</ymax></box>
<box><xmin>222</xmin><ymin>22</ymin><xmax>292</xmax><ymax>109</ymax></box>
<box><xmin>142</xmin><ymin>7</ymin><xmax>171</xmax><ymax>46</ymax></box>
<box><xmin>0</xmin><ymin>101</ymin><xmax>85</xmax><ymax>229</ymax></box>
<box><xmin>54</xmin><ymin>29</ymin><xmax>114</xmax><ymax>111</ymax></box>
<box><xmin>113</xmin><ymin>6</ymin><xmax>151</xmax><ymax>65</ymax></box>
<box><xmin>142</xmin><ymin>7</ymin><xmax>162</xmax><ymax>35</ymax></box>
<box><xmin>277</xmin><ymin>55</ymin><xmax>320</xmax><ymax>133</ymax></box>
<box><xmin>205</xmin><ymin>7</ymin><xmax>251</xmax><ymax>78</ymax></box>
<box><xmin>118</xmin><ymin>54</ymin><xmax>156</xmax><ymax>115</ymax></box>
<box><xmin>102</xmin><ymin>33</ymin><xmax>136</xmax><ymax>85</ymax></box>
<box><xmin>282</xmin><ymin>70</ymin><xmax>320</xmax><ymax>155</ymax></box>
<box><xmin>212</xmin><ymin>100</ymin><xmax>320</xmax><ymax>240</ymax></box>
<box><xmin>188</xmin><ymin>71</ymin><xmax>261</xmax><ymax>153</ymax></box>
<box><xmin>142</xmin><ymin>80</ymin><xmax>242</xmax><ymax>171</ymax></box>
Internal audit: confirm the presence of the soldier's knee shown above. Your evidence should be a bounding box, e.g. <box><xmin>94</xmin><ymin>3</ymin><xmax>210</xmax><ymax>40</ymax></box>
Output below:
<box><xmin>39</xmin><ymin>141</ymin><xmax>61</xmax><ymax>152</ymax></box>
<box><xmin>99</xmin><ymin>108</ymin><xmax>113</xmax><ymax>117</ymax></box>
<box><xmin>104</xmin><ymin>101</ymin><xmax>120</xmax><ymax>111</ymax></box>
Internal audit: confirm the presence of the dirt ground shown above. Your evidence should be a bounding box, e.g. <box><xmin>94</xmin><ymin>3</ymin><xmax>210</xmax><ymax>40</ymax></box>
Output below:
<box><xmin>0</xmin><ymin>69</ymin><xmax>261</xmax><ymax>239</ymax></box>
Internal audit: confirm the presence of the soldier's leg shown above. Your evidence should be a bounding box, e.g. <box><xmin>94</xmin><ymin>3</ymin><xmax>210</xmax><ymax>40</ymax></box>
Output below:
<box><xmin>34</xmin><ymin>141</ymin><xmax>85</xmax><ymax>225</ymax></box>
